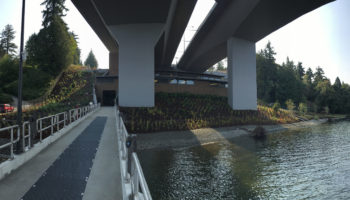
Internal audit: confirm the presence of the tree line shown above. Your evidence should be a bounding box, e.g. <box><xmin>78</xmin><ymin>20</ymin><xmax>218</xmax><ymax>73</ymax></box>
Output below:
<box><xmin>0</xmin><ymin>0</ymin><xmax>98</xmax><ymax>103</ymax></box>
<box><xmin>257</xmin><ymin>42</ymin><xmax>350</xmax><ymax>114</ymax></box>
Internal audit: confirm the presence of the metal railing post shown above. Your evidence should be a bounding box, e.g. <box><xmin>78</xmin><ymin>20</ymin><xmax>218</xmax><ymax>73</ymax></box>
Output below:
<box><xmin>56</xmin><ymin>115</ymin><xmax>59</xmax><ymax>132</ymax></box>
<box><xmin>51</xmin><ymin>116</ymin><xmax>54</xmax><ymax>135</ymax></box>
<box><xmin>40</xmin><ymin>119</ymin><xmax>42</xmax><ymax>142</ymax></box>
<box><xmin>10</xmin><ymin>128</ymin><xmax>14</xmax><ymax>159</ymax></box>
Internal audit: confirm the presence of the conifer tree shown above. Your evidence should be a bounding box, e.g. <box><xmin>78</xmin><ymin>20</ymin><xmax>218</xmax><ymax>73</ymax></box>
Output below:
<box><xmin>0</xmin><ymin>24</ymin><xmax>18</xmax><ymax>56</ymax></box>
<box><xmin>84</xmin><ymin>50</ymin><xmax>98</xmax><ymax>68</ymax></box>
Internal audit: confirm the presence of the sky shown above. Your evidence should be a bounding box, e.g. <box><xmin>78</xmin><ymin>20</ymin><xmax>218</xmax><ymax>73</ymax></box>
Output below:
<box><xmin>0</xmin><ymin>0</ymin><xmax>349</xmax><ymax>84</ymax></box>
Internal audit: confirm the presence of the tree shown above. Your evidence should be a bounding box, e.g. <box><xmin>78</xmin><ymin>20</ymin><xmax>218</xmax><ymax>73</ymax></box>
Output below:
<box><xmin>26</xmin><ymin>16</ymin><xmax>73</xmax><ymax>76</ymax></box>
<box><xmin>216</xmin><ymin>60</ymin><xmax>225</xmax><ymax>71</ymax></box>
<box><xmin>257</xmin><ymin>42</ymin><xmax>278</xmax><ymax>103</ymax></box>
<box><xmin>41</xmin><ymin>0</ymin><xmax>68</xmax><ymax>27</ymax></box>
<box><xmin>261</xmin><ymin>41</ymin><xmax>276</xmax><ymax>63</ymax></box>
<box><xmin>0</xmin><ymin>24</ymin><xmax>18</xmax><ymax>56</ymax></box>
<box><xmin>0</xmin><ymin>45</ymin><xmax>5</xmax><ymax>58</ymax></box>
<box><xmin>285</xmin><ymin>99</ymin><xmax>295</xmax><ymax>111</ymax></box>
<box><xmin>26</xmin><ymin>0</ymin><xmax>76</xmax><ymax>76</ymax></box>
<box><xmin>314</xmin><ymin>67</ymin><xmax>325</xmax><ymax>84</ymax></box>
<box><xmin>84</xmin><ymin>50</ymin><xmax>98</xmax><ymax>68</ymax></box>
<box><xmin>305</xmin><ymin>68</ymin><xmax>314</xmax><ymax>84</ymax></box>
<box><xmin>298</xmin><ymin>102</ymin><xmax>308</xmax><ymax>114</ymax></box>
<box><xmin>296</xmin><ymin>62</ymin><xmax>305</xmax><ymax>80</ymax></box>
<box><xmin>333</xmin><ymin>77</ymin><xmax>342</xmax><ymax>90</ymax></box>
<box><xmin>69</xmin><ymin>32</ymin><xmax>81</xmax><ymax>65</ymax></box>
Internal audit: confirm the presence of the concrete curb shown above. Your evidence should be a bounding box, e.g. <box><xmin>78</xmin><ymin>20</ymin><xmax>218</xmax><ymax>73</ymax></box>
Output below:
<box><xmin>0</xmin><ymin>107</ymin><xmax>101</xmax><ymax>181</ymax></box>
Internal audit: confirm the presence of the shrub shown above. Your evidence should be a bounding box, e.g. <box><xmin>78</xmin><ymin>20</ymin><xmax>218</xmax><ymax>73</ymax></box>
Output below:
<box><xmin>298</xmin><ymin>102</ymin><xmax>308</xmax><ymax>114</ymax></box>
<box><xmin>324</xmin><ymin>106</ymin><xmax>330</xmax><ymax>114</ymax></box>
<box><xmin>285</xmin><ymin>99</ymin><xmax>295</xmax><ymax>111</ymax></box>
<box><xmin>0</xmin><ymin>90</ymin><xmax>12</xmax><ymax>103</ymax></box>
<box><xmin>272</xmin><ymin>101</ymin><xmax>281</xmax><ymax>112</ymax></box>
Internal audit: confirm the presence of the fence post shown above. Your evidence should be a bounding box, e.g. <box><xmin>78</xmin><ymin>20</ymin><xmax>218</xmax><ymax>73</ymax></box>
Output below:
<box><xmin>30</xmin><ymin>117</ymin><xmax>37</xmax><ymax>147</ymax></box>
<box><xmin>64</xmin><ymin>112</ymin><xmax>67</xmax><ymax>127</ymax></box>
<box><xmin>56</xmin><ymin>115</ymin><xmax>59</xmax><ymax>132</ymax></box>
<box><xmin>40</xmin><ymin>120</ymin><xmax>42</xmax><ymax>142</ymax></box>
<box><xmin>131</xmin><ymin>154</ymin><xmax>139</xmax><ymax>200</ymax></box>
<box><xmin>51</xmin><ymin>116</ymin><xmax>54</xmax><ymax>135</ymax></box>
<box><xmin>10</xmin><ymin>128</ymin><xmax>14</xmax><ymax>159</ymax></box>
<box><xmin>127</xmin><ymin>134</ymin><xmax>137</xmax><ymax>181</ymax></box>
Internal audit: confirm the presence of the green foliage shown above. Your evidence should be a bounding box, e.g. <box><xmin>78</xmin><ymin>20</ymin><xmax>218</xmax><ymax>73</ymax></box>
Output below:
<box><xmin>84</xmin><ymin>50</ymin><xmax>98</xmax><ymax>68</ymax></box>
<box><xmin>0</xmin><ymin>55</ymin><xmax>18</xmax><ymax>86</ymax></box>
<box><xmin>298</xmin><ymin>103</ymin><xmax>307</xmax><ymax>114</ymax></box>
<box><xmin>26</xmin><ymin>0</ymin><xmax>79</xmax><ymax>77</ymax></box>
<box><xmin>0</xmin><ymin>55</ymin><xmax>52</xmax><ymax>100</ymax></box>
<box><xmin>0</xmin><ymin>24</ymin><xmax>17</xmax><ymax>56</ymax></box>
<box><xmin>26</xmin><ymin>17</ymin><xmax>73</xmax><ymax>76</ymax></box>
<box><xmin>285</xmin><ymin>99</ymin><xmax>295</xmax><ymax>111</ymax></box>
<box><xmin>120</xmin><ymin>93</ymin><xmax>298</xmax><ymax>133</ymax></box>
<box><xmin>272</xmin><ymin>101</ymin><xmax>281</xmax><ymax>112</ymax></box>
<box><xmin>216</xmin><ymin>60</ymin><xmax>225</xmax><ymax>71</ymax></box>
<box><xmin>0</xmin><ymin>90</ymin><xmax>12</xmax><ymax>103</ymax></box>
<box><xmin>41</xmin><ymin>0</ymin><xmax>68</xmax><ymax>27</ymax></box>
<box><xmin>324</xmin><ymin>106</ymin><xmax>330</xmax><ymax>114</ymax></box>
<box><xmin>69</xmin><ymin>32</ymin><xmax>81</xmax><ymax>65</ymax></box>
<box><xmin>257</xmin><ymin>42</ymin><xmax>350</xmax><ymax>114</ymax></box>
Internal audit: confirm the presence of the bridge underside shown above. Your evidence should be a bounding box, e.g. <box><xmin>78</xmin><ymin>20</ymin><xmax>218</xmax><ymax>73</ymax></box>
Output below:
<box><xmin>72</xmin><ymin>0</ymin><xmax>334</xmax><ymax>109</ymax></box>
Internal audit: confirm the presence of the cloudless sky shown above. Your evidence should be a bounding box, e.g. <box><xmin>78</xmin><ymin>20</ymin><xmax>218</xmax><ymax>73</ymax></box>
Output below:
<box><xmin>0</xmin><ymin>0</ymin><xmax>349</xmax><ymax>84</ymax></box>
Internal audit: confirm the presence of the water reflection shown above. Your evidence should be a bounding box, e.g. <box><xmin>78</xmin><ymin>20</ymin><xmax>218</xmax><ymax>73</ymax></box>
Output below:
<box><xmin>139</xmin><ymin>121</ymin><xmax>350</xmax><ymax>200</ymax></box>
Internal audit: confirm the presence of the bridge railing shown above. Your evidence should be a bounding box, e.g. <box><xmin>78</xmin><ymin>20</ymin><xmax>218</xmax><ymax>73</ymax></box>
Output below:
<box><xmin>0</xmin><ymin>103</ymin><xmax>100</xmax><ymax>162</ymax></box>
<box><xmin>0</xmin><ymin>125</ymin><xmax>20</xmax><ymax>159</ymax></box>
<box><xmin>115</xmin><ymin>107</ymin><xmax>152</xmax><ymax>200</ymax></box>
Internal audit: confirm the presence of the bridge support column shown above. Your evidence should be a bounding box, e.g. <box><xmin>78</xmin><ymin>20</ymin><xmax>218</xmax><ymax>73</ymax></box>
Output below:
<box><xmin>109</xmin><ymin>24</ymin><xmax>163</xmax><ymax>107</ymax></box>
<box><xmin>109</xmin><ymin>51</ymin><xmax>118</xmax><ymax>76</ymax></box>
<box><xmin>227</xmin><ymin>37</ymin><xmax>257</xmax><ymax>110</ymax></box>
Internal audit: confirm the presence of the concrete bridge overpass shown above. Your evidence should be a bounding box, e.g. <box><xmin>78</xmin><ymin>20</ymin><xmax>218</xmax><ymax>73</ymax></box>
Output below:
<box><xmin>72</xmin><ymin>0</ymin><xmax>334</xmax><ymax>109</ymax></box>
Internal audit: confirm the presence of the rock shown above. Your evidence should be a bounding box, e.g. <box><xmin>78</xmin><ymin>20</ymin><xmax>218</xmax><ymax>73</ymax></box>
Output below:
<box><xmin>252</xmin><ymin>126</ymin><xmax>266</xmax><ymax>139</ymax></box>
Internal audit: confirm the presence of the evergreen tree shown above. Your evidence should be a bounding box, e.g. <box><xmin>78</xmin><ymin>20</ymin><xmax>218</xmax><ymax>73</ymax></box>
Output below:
<box><xmin>69</xmin><ymin>32</ymin><xmax>81</xmax><ymax>65</ymax></box>
<box><xmin>216</xmin><ymin>61</ymin><xmax>225</xmax><ymax>71</ymax></box>
<box><xmin>0</xmin><ymin>44</ymin><xmax>5</xmax><ymax>58</ymax></box>
<box><xmin>333</xmin><ymin>77</ymin><xmax>342</xmax><ymax>90</ymax></box>
<box><xmin>305</xmin><ymin>68</ymin><xmax>314</xmax><ymax>84</ymax></box>
<box><xmin>84</xmin><ymin>50</ymin><xmax>98</xmax><ymax>68</ymax></box>
<box><xmin>257</xmin><ymin>42</ymin><xmax>278</xmax><ymax>103</ymax></box>
<box><xmin>314</xmin><ymin>67</ymin><xmax>325</xmax><ymax>84</ymax></box>
<box><xmin>26</xmin><ymin>0</ymin><xmax>76</xmax><ymax>76</ymax></box>
<box><xmin>0</xmin><ymin>24</ymin><xmax>18</xmax><ymax>56</ymax></box>
<box><xmin>296</xmin><ymin>62</ymin><xmax>305</xmax><ymax>80</ymax></box>
<box><xmin>261</xmin><ymin>41</ymin><xmax>276</xmax><ymax>63</ymax></box>
<box><xmin>41</xmin><ymin>0</ymin><xmax>68</xmax><ymax>27</ymax></box>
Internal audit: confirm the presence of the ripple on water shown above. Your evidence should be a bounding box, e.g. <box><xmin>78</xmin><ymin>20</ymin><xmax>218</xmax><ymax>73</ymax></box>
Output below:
<box><xmin>139</xmin><ymin>121</ymin><xmax>350</xmax><ymax>200</ymax></box>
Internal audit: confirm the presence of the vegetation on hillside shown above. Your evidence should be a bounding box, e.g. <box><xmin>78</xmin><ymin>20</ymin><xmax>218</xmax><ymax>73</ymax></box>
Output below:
<box><xmin>0</xmin><ymin>65</ymin><xmax>93</xmax><ymax>128</ymax></box>
<box><xmin>0</xmin><ymin>0</ymin><xmax>82</xmax><ymax>103</ymax></box>
<box><xmin>120</xmin><ymin>93</ymin><xmax>299</xmax><ymax>133</ymax></box>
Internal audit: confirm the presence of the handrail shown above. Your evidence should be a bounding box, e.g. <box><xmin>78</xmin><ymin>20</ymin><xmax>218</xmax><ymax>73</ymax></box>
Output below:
<box><xmin>22</xmin><ymin>121</ymin><xmax>31</xmax><ymax>151</ymax></box>
<box><xmin>0</xmin><ymin>103</ymin><xmax>100</xmax><ymax>161</ymax></box>
<box><xmin>116</xmin><ymin>107</ymin><xmax>152</xmax><ymax>200</ymax></box>
<box><xmin>0</xmin><ymin>125</ymin><xmax>20</xmax><ymax>159</ymax></box>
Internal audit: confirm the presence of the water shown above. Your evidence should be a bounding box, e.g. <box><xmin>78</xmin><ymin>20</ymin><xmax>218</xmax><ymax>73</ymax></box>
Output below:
<box><xmin>139</xmin><ymin>121</ymin><xmax>350</xmax><ymax>200</ymax></box>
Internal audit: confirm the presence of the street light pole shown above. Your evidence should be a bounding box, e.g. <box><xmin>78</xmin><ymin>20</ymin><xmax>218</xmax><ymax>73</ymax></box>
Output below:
<box><xmin>17</xmin><ymin>0</ymin><xmax>25</xmax><ymax>129</ymax></box>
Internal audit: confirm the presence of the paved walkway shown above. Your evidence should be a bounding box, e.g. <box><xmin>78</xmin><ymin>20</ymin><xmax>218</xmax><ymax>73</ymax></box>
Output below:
<box><xmin>0</xmin><ymin>107</ymin><xmax>122</xmax><ymax>200</ymax></box>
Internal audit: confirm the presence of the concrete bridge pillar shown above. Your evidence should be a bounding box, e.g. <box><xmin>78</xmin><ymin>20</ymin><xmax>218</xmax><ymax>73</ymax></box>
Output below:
<box><xmin>227</xmin><ymin>37</ymin><xmax>257</xmax><ymax>110</ymax></box>
<box><xmin>109</xmin><ymin>51</ymin><xmax>118</xmax><ymax>76</ymax></box>
<box><xmin>109</xmin><ymin>24</ymin><xmax>164</xmax><ymax>107</ymax></box>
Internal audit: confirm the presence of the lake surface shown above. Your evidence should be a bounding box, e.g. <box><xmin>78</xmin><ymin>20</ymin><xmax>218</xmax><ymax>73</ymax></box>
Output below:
<box><xmin>139</xmin><ymin>121</ymin><xmax>350</xmax><ymax>200</ymax></box>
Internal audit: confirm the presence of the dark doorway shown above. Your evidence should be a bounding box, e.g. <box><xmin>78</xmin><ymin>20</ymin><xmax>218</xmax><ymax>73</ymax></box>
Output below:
<box><xmin>102</xmin><ymin>90</ymin><xmax>116</xmax><ymax>106</ymax></box>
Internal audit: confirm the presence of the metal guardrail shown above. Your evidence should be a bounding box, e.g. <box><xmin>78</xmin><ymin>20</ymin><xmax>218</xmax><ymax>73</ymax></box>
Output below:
<box><xmin>0</xmin><ymin>103</ymin><xmax>100</xmax><ymax>161</ymax></box>
<box><xmin>0</xmin><ymin>125</ymin><xmax>20</xmax><ymax>159</ymax></box>
<box><xmin>116</xmin><ymin>108</ymin><xmax>152</xmax><ymax>200</ymax></box>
